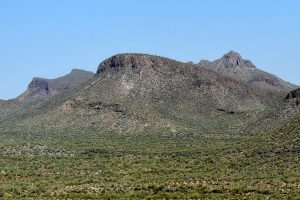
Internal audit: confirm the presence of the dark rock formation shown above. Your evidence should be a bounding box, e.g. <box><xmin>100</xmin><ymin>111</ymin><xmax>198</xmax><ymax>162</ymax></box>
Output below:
<box><xmin>286</xmin><ymin>88</ymin><xmax>300</xmax><ymax>100</ymax></box>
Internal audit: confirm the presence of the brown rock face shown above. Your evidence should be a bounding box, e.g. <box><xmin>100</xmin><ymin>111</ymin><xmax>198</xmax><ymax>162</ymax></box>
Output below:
<box><xmin>97</xmin><ymin>54</ymin><xmax>181</xmax><ymax>74</ymax></box>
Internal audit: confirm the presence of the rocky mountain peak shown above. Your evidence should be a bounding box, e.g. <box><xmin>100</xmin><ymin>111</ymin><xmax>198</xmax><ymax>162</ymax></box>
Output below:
<box><xmin>220</xmin><ymin>51</ymin><xmax>256</xmax><ymax>69</ymax></box>
<box><xmin>222</xmin><ymin>51</ymin><xmax>242</xmax><ymax>60</ymax></box>
<box><xmin>197</xmin><ymin>51</ymin><xmax>297</xmax><ymax>91</ymax></box>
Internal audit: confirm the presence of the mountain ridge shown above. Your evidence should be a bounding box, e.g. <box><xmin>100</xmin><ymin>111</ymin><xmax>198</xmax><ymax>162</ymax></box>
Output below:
<box><xmin>16</xmin><ymin>68</ymin><xmax>94</xmax><ymax>101</ymax></box>
<box><xmin>2</xmin><ymin>53</ymin><xmax>285</xmax><ymax>135</ymax></box>
<box><xmin>1</xmin><ymin>52</ymin><xmax>298</xmax><ymax>133</ymax></box>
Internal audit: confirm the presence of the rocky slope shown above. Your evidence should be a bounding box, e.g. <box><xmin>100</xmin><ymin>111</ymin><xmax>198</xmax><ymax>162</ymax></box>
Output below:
<box><xmin>198</xmin><ymin>51</ymin><xmax>297</xmax><ymax>92</ymax></box>
<box><xmin>16</xmin><ymin>69</ymin><xmax>94</xmax><ymax>101</ymax></box>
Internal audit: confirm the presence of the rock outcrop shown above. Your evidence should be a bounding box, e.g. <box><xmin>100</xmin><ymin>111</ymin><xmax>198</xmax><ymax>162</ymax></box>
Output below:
<box><xmin>286</xmin><ymin>88</ymin><xmax>300</xmax><ymax>100</ymax></box>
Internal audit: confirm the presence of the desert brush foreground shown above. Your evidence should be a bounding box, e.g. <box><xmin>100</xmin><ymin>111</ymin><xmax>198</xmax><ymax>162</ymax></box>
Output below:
<box><xmin>0</xmin><ymin>52</ymin><xmax>299</xmax><ymax>199</ymax></box>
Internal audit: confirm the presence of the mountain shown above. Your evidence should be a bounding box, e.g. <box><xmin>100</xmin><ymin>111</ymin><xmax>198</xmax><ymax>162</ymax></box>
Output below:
<box><xmin>3</xmin><ymin>53</ymin><xmax>283</xmax><ymax>135</ymax></box>
<box><xmin>16</xmin><ymin>69</ymin><xmax>94</xmax><ymax>101</ymax></box>
<box><xmin>2</xmin><ymin>53</ymin><xmax>296</xmax><ymax>134</ymax></box>
<box><xmin>198</xmin><ymin>51</ymin><xmax>297</xmax><ymax>92</ymax></box>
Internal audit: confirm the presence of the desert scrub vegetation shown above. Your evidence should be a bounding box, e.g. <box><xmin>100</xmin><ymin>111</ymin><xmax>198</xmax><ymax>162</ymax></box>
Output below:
<box><xmin>0</xmin><ymin>123</ymin><xmax>299</xmax><ymax>199</ymax></box>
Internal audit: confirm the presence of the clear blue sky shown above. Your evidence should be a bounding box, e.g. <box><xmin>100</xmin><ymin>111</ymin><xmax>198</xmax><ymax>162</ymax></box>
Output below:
<box><xmin>0</xmin><ymin>0</ymin><xmax>299</xmax><ymax>99</ymax></box>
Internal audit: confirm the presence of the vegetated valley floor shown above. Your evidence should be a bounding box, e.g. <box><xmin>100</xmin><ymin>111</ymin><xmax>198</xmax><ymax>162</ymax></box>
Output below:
<box><xmin>0</xmin><ymin>117</ymin><xmax>299</xmax><ymax>199</ymax></box>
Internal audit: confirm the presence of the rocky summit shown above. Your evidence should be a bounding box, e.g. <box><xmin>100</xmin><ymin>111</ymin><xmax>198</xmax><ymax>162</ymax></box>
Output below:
<box><xmin>198</xmin><ymin>51</ymin><xmax>297</xmax><ymax>92</ymax></box>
